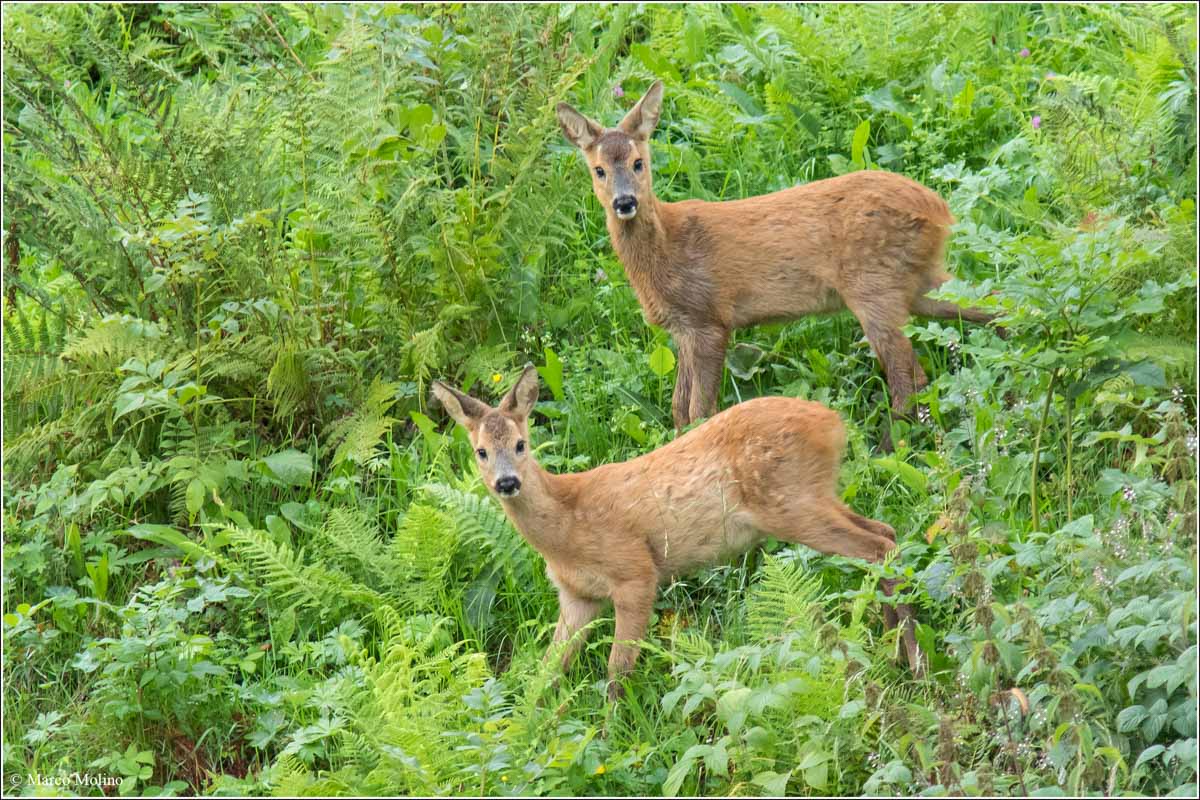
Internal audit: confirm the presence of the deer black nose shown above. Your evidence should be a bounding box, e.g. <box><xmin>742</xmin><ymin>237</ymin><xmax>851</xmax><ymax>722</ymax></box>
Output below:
<box><xmin>495</xmin><ymin>476</ymin><xmax>521</xmax><ymax>496</ymax></box>
<box><xmin>613</xmin><ymin>195</ymin><xmax>637</xmax><ymax>215</ymax></box>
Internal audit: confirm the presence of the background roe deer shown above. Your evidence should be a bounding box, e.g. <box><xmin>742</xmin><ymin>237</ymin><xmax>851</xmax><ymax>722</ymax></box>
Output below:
<box><xmin>557</xmin><ymin>81</ymin><xmax>1001</xmax><ymax>446</ymax></box>
<box><xmin>432</xmin><ymin>365</ymin><xmax>923</xmax><ymax>701</ymax></box>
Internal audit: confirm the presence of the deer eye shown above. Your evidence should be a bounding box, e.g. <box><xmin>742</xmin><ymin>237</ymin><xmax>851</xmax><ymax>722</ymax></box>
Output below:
<box><xmin>515</xmin><ymin>440</ymin><xmax>525</xmax><ymax>454</ymax></box>
<box><xmin>476</xmin><ymin>448</ymin><xmax>487</xmax><ymax>460</ymax></box>
<box><xmin>633</xmin><ymin>159</ymin><xmax>643</xmax><ymax>172</ymax></box>
<box><xmin>594</xmin><ymin>166</ymin><xmax>606</xmax><ymax>179</ymax></box>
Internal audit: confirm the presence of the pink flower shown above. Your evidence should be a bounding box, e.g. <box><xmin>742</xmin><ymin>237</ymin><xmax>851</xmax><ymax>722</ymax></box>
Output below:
<box><xmin>613</xmin><ymin>84</ymin><xmax>625</xmax><ymax>99</ymax></box>
<box><xmin>1019</xmin><ymin>48</ymin><xmax>1030</xmax><ymax>58</ymax></box>
<box><xmin>1045</xmin><ymin>71</ymin><xmax>1056</xmax><ymax>79</ymax></box>
<box><xmin>1031</xmin><ymin>115</ymin><xmax>1042</xmax><ymax>130</ymax></box>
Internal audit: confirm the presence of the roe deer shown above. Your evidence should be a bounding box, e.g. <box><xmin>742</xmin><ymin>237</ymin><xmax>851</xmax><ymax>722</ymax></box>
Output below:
<box><xmin>557</xmin><ymin>80</ymin><xmax>1001</xmax><ymax>447</ymax></box>
<box><xmin>432</xmin><ymin>365</ymin><xmax>923</xmax><ymax>701</ymax></box>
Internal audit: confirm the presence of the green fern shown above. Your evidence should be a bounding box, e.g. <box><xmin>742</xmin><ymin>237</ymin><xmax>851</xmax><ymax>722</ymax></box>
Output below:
<box><xmin>325</xmin><ymin>377</ymin><xmax>399</xmax><ymax>469</ymax></box>
<box><xmin>386</xmin><ymin>504</ymin><xmax>460</xmax><ymax>611</ymax></box>
<box><xmin>422</xmin><ymin>482</ymin><xmax>533</xmax><ymax>587</ymax></box>
<box><xmin>744</xmin><ymin>554</ymin><xmax>828</xmax><ymax>643</ymax></box>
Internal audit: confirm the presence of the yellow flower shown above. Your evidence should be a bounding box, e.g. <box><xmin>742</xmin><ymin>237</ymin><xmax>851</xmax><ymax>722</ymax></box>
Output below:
<box><xmin>594</xmin><ymin>765</ymin><xmax>606</xmax><ymax>775</ymax></box>
<box><xmin>492</xmin><ymin>373</ymin><xmax>503</xmax><ymax>383</ymax></box>
<box><xmin>500</xmin><ymin>775</ymin><xmax>508</xmax><ymax>782</ymax></box>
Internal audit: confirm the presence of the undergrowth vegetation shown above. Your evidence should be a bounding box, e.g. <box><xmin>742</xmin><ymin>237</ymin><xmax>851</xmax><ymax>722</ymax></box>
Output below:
<box><xmin>3</xmin><ymin>4</ymin><xmax>1197</xmax><ymax>796</ymax></box>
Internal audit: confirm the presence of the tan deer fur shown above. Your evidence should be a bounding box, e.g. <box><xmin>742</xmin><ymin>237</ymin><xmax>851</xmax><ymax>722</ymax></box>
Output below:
<box><xmin>557</xmin><ymin>80</ymin><xmax>999</xmax><ymax>443</ymax></box>
<box><xmin>432</xmin><ymin>366</ymin><xmax>922</xmax><ymax>701</ymax></box>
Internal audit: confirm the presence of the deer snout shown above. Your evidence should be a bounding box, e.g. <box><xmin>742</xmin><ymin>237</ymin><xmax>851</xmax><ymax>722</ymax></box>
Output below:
<box><xmin>495</xmin><ymin>475</ymin><xmax>521</xmax><ymax>497</ymax></box>
<box><xmin>612</xmin><ymin>194</ymin><xmax>638</xmax><ymax>219</ymax></box>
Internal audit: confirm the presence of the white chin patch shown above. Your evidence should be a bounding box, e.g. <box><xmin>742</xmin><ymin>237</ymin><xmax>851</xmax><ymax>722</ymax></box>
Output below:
<box><xmin>615</xmin><ymin>208</ymin><xmax>637</xmax><ymax>220</ymax></box>
<box><xmin>498</xmin><ymin>488</ymin><xmax>520</xmax><ymax>498</ymax></box>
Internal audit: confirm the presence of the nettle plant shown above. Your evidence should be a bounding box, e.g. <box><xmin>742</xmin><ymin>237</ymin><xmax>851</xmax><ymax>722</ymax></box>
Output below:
<box><xmin>906</xmin><ymin>214</ymin><xmax>1197</xmax><ymax>793</ymax></box>
<box><xmin>916</xmin><ymin>214</ymin><xmax>1194</xmax><ymax>530</ymax></box>
<box><xmin>70</xmin><ymin>564</ymin><xmax>261</xmax><ymax>736</ymax></box>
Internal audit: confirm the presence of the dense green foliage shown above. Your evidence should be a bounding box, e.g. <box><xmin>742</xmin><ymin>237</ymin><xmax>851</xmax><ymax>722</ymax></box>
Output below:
<box><xmin>3</xmin><ymin>3</ymin><xmax>1197</xmax><ymax>796</ymax></box>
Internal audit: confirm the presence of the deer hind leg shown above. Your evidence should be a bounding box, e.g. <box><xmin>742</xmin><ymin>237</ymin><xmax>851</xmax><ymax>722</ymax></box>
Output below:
<box><xmin>914</xmin><ymin>272</ymin><xmax>1006</xmax><ymax>337</ymax></box>
<box><xmin>545</xmin><ymin>589</ymin><xmax>602</xmax><ymax>672</ymax></box>
<box><xmin>751</xmin><ymin>501</ymin><xmax>924</xmax><ymax>675</ymax></box>
<box><xmin>846</xmin><ymin>302</ymin><xmax>927</xmax><ymax>449</ymax></box>
<box><xmin>912</xmin><ymin>295</ymin><xmax>996</xmax><ymax>326</ymax></box>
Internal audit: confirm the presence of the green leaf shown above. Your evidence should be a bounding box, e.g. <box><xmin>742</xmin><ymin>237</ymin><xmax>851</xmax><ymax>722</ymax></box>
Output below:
<box><xmin>114</xmin><ymin>392</ymin><xmax>147</xmax><ymax>419</ymax></box>
<box><xmin>186</xmin><ymin>478</ymin><xmax>205</xmax><ymax>521</ymax></box>
<box><xmin>717</xmin><ymin>81</ymin><xmax>763</xmax><ymax>117</ymax></box>
<box><xmin>715</xmin><ymin>687</ymin><xmax>752</xmax><ymax>733</ymax></box>
<box><xmin>538</xmin><ymin>347</ymin><xmax>565</xmax><ymax>402</ymax></box>
<box><xmin>726</xmin><ymin>342</ymin><xmax>765</xmax><ymax>380</ymax></box>
<box><xmin>871</xmin><ymin>457</ymin><xmax>929</xmax><ymax>495</ymax></box>
<box><xmin>682</xmin><ymin>11</ymin><xmax>707</xmax><ymax>65</ymax></box>
<box><xmin>1117</xmin><ymin>704</ymin><xmax>1148</xmax><ymax>732</ymax></box>
<box><xmin>1122</xmin><ymin>360</ymin><xmax>1166</xmax><ymax>388</ymax></box>
<box><xmin>630</xmin><ymin>43</ymin><xmax>680</xmax><ymax>83</ymax></box>
<box><xmin>261</xmin><ymin>449</ymin><xmax>313</xmax><ymax>486</ymax></box>
<box><xmin>125</xmin><ymin>523</ymin><xmax>210</xmax><ymax>561</ymax></box>
<box><xmin>752</xmin><ymin>770</ymin><xmax>792</xmax><ymax>796</ymax></box>
<box><xmin>850</xmin><ymin>119</ymin><xmax>871</xmax><ymax>169</ymax></box>
<box><xmin>85</xmin><ymin>553</ymin><xmax>109</xmax><ymax>602</ymax></box>
<box><xmin>66</xmin><ymin>522</ymin><xmax>83</xmax><ymax>576</ymax></box>
<box><xmin>618</xmin><ymin>411</ymin><xmax>648</xmax><ymax>444</ymax></box>
<box><xmin>648</xmin><ymin>344</ymin><xmax>676</xmax><ymax>377</ymax></box>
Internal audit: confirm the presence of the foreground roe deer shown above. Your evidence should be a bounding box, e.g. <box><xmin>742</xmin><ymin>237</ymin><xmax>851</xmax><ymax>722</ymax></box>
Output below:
<box><xmin>557</xmin><ymin>81</ymin><xmax>1000</xmax><ymax>443</ymax></box>
<box><xmin>432</xmin><ymin>366</ymin><xmax>923</xmax><ymax>701</ymax></box>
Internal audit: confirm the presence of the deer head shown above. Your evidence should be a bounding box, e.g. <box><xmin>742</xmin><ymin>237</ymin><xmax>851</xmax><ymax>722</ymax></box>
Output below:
<box><xmin>431</xmin><ymin>365</ymin><xmax>540</xmax><ymax>498</ymax></box>
<box><xmin>557</xmin><ymin>80</ymin><xmax>664</xmax><ymax>221</ymax></box>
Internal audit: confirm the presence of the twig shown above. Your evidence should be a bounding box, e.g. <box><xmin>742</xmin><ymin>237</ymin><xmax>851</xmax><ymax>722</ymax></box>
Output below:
<box><xmin>257</xmin><ymin>5</ymin><xmax>316</xmax><ymax>81</ymax></box>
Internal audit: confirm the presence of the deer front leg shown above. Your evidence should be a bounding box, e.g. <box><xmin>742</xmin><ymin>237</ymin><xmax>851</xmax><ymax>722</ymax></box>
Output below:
<box><xmin>606</xmin><ymin>579</ymin><xmax>657</xmax><ymax>701</ymax></box>
<box><xmin>544</xmin><ymin>589</ymin><xmax>602</xmax><ymax>672</ymax></box>
<box><xmin>674</xmin><ymin>326</ymin><xmax>729</xmax><ymax>428</ymax></box>
<box><xmin>671</xmin><ymin>349</ymin><xmax>694</xmax><ymax>431</ymax></box>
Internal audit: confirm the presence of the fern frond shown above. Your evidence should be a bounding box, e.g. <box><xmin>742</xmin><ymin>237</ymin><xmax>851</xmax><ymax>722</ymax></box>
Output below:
<box><xmin>744</xmin><ymin>554</ymin><xmax>828</xmax><ymax>642</ymax></box>
<box><xmin>421</xmin><ymin>482</ymin><xmax>532</xmax><ymax>586</ymax></box>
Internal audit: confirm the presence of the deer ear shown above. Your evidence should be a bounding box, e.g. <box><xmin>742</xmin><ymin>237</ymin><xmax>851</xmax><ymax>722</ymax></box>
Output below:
<box><xmin>500</xmin><ymin>364</ymin><xmax>540</xmax><ymax>419</ymax></box>
<box><xmin>431</xmin><ymin>381</ymin><xmax>489</xmax><ymax>431</ymax></box>
<box><xmin>618</xmin><ymin>80</ymin><xmax>664</xmax><ymax>140</ymax></box>
<box><xmin>556</xmin><ymin>102</ymin><xmax>603</xmax><ymax>150</ymax></box>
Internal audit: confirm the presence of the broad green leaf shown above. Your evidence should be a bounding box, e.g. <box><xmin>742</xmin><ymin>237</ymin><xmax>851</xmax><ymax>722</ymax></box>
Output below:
<box><xmin>752</xmin><ymin>770</ymin><xmax>791</xmax><ymax>796</ymax></box>
<box><xmin>850</xmin><ymin>119</ymin><xmax>871</xmax><ymax>169</ymax></box>
<box><xmin>114</xmin><ymin>392</ymin><xmax>147</xmax><ymax>419</ymax></box>
<box><xmin>619</xmin><ymin>411</ymin><xmax>648</xmax><ymax>444</ymax></box>
<box><xmin>539</xmin><ymin>347</ymin><xmax>565</xmax><ymax>401</ymax></box>
<box><xmin>726</xmin><ymin>342</ymin><xmax>765</xmax><ymax>380</ymax></box>
<box><xmin>871</xmin><ymin>457</ymin><xmax>928</xmax><ymax>495</ymax></box>
<box><xmin>261</xmin><ymin>449</ymin><xmax>313</xmax><ymax>486</ymax></box>
<box><xmin>648</xmin><ymin>344</ymin><xmax>676</xmax><ymax>377</ymax></box>
<box><xmin>186</xmin><ymin>478</ymin><xmax>205</xmax><ymax>521</ymax></box>
<box><xmin>682</xmin><ymin>11</ymin><xmax>706</xmax><ymax>65</ymax></box>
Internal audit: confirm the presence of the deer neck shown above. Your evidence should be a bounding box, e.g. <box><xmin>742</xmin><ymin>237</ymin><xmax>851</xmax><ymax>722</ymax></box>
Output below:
<box><xmin>495</xmin><ymin>460</ymin><xmax>576</xmax><ymax>558</ymax></box>
<box><xmin>607</xmin><ymin>195</ymin><xmax>671</xmax><ymax>278</ymax></box>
